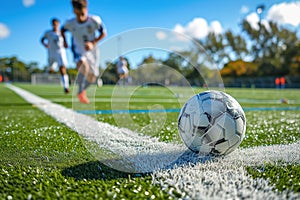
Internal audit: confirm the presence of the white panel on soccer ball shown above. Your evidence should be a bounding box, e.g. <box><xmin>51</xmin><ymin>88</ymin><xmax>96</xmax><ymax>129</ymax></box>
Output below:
<box><xmin>198</xmin><ymin>144</ymin><xmax>213</xmax><ymax>153</ymax></box>
<box><xmin>215</xmin><ymin>113</ymin><xmax>236</xmax><ymax>140</ymax></box>
<box><xmin>226</xmin><ymin>141</ymin><xmax>242</xmax><ymax>154</ymax></box>
<box><xmin>194</xmin><ymin>113</ymin><xmax>210</xmax><ymax>127</ymax></box>
<box><xmin>203</xmin><ymin>124</ymin><xmax>224</xmax><ymax>144</ymax></box>
<box><xmin>227</xmin><ymin>134</ymin><xmax>241</xmax><ymax>146</ymax></box>
<box><xmin>204</xmin><ymin>90</ymin><xmax>222</xmax><ymax>100</ymax></box>
<box><xmin>214</xmin><ymin>141</ymin><xmax>230</xmax><ymax>154</ymax></box>
<box><xmin>235</xmin><ymin>117</ymin><xmax>246</xmax><ymax>138</ymax></box>
<box><xmin>179</xmin><ymin>115</ymin><xmax>192</xmax><ymax>135</ymax></box>
<box><xmin>189</xmin><ymin>134</ymin><xmax>203</xmax><ymax>151</ymax></box>
<box><xmin>185</xmin><ymin>96</ymin><xmax>199</xmax><ymax>114</ymax></box>
<box><xmin>224</xmin><ymin>92</ymin><xmax>241</xmax><ymax>108</ymax></box>
<box><xmin>182</xmin><ymin>132</ymin><xmax>196</xmax><ymax>148</ymax></box>
<box><xmin>202</xmin><ymin>99</ymin><xmax>226</xmax><ymax>118</ymax></box>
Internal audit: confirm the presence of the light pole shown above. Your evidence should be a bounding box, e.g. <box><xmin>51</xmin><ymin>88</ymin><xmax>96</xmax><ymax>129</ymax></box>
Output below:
<box><xmin>256</xmin><ymin>4</ymin><xmax>265</xmax><ymax>24</ymax></box>
<box><xmin>117</xmin><ymin>36</ymin><xmax>122</xmax><ymax>57</ymax></box>
<box><xmin>256</xmin><ymin>4</ymin><xmax>265</xmax><ymax>63</ymax></box>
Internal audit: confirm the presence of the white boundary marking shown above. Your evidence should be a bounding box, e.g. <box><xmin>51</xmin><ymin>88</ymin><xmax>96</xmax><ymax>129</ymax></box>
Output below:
<box><xmin>7</xmin><ymin>84</ymin><xmax>300</xmax><ymax>199</ymax></box>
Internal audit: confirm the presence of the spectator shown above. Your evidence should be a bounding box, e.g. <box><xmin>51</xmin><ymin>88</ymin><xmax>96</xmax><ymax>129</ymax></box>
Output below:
<box><xmin>280</xmin><ymin>76</ymin><xmax>286</xmax><ymax>89</ymax></box>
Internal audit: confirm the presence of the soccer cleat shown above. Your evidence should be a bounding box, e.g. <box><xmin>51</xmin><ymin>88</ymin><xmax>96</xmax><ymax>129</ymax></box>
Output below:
<box><xmin>77</xmin><ymin>90</ymin><xmax>90</xmax><ymax>104</ymax></box>
<box><xmin>64</xmin><ymin>88</ymin><xmax>70</xmax><ymax>94</ymax></box>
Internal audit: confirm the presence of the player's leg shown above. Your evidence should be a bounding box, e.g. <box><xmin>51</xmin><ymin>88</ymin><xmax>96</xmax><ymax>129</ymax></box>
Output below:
<box><xmin>48</xmin><ymin>57</ymin><xmax>55</xmax><ymax>74</ymax></box>
<box><xmin>122</xmin><ymin>67</ymin><xmax>129</xmax><ymax>85</ymax></box>
<box><xmin>117</xmin><ymin>68</ymin><xmax>125</xmax><ymax>85</ymax></box>
<box><xmin>58</xmin><ymin>51</ymin><xmax>70</xmax><ymax>93</ymax></box>
<box><xmin>59</xmin><ymin>66</ymin><xmax>70</xmax><ymax>93</ymax></box>
<box><xmin>76</xmin><ymin>60</ymin><xmax>91</xmax><ymax>104</ymax></box>
<box><xmin>76</xmin><ymin>49</ymin><xmax>99</xmax><ymax>104</ymax></box>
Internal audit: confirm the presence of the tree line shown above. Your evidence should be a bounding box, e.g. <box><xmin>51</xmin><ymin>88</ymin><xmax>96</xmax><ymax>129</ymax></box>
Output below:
<box><xmin>1</xmin><ymin>19</ymin><xmax>299</xmax><ymax>85</ymax></box>
<box><xmin>102</xmin><ymin>19</ymin><xmax>300</xmax><ymax>86</ymax></box>
<box><xmin>201</xmin><ymin>20</ymin><xmax>300</xmax><ymax>77</ymax></box>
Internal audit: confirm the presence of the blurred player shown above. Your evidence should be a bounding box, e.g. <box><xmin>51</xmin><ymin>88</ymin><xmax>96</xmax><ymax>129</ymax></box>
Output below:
<box><xmin>275</xmin><ymin>77</ymin><xmax>280</xmax><ymax>89</ymax></box>
<box><xmin>280</xmin><ymin>76</ymin><xmax>286</xmax><ymax>89</ymax></box>
<box><xmin>61</xmin><ymin>0</ymin><xmax>106</xmax><ymax>104</ymax></box>
<box><xmin>116</xmin><ymin>56</ymin><xmax>129</xmax><ymax>85</ymax></box>
<box><xmin>41</xmin><ymin>18</ymin><xmax>70</xmax><ymax>93</ymax></box>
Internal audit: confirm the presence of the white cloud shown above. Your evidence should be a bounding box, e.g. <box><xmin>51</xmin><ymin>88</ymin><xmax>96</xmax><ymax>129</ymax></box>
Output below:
<box><xmin>172</xmin><ymin>25</ymin><xmax>189</xmax><ymax>41</ymax></box>
<box><xmin>156</xmin><ymin>31</ymin><xmax>167</xmax><ymax>40</ymax></box>
<box><xmin>245</xmin><ymin>12</ymin><xmax>270</xmax><ymax>31</ymax></box>
<box><xmin>240</xmin><ymin>5</ymin><xmax>249</xmax><ymax>14</ymax></box>
<box><xmin>0</xmin><ymin>23</ymin><xmax>10</xmax><ymax>39</ymax></box>
<box><xmin>173</xmin><ymin>24</ymin><xmax>185</xmax><ymax>35</ymax></box>
<box><xmin>187</xmin><ymin>18</ymin><xmax>209</xmax><ymax>38</ymax></box>
<box><xmin>245</xmin><ymin>12</ymin><xmax>260</xmax><ymax>30</ymax></box>
<box><xmin>261</xmin><ymin>20</ymin><xmax>271</xmax><ymax>31</ymax></box>
<box><xmin>172</xmin><ymin>17</ymin><xmax>223</xmax><ymax>40</ymax></box>
<box><xmin>210</xmin><ymin>21</ymin><xmax>222</xmax><ymax>35</ymax></box>
<box><xmin>22</xmin><ymin>0</ymin><xmax>35</xmax><ymax>7</ymax></box>
<box><xmin>267</xmin><ymin>2</ymin><xmax>300</xmax><ymax>27</ymax></box>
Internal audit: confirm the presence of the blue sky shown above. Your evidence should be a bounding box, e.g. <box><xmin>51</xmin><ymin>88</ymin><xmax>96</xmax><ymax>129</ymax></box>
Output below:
<box><xmin>0</xmin><ymin>0</ymin><xmax>299</xmax><ymax>69</ymax></box>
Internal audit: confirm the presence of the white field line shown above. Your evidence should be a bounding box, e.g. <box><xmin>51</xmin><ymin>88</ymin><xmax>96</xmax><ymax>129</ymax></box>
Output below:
<box><xmin>153</xmin><ymin>142</ymin><xmax>300</xmax><ymax>199</ymax></box>
<box><xmin>7</xmin><ymin>84</ymin><xmax>300</xmax><ymax>199</ymax></box>
<box><xmin>6</xmin><ymin>84</ymin><xmax>185</xmax><ymax>173</ymax></box>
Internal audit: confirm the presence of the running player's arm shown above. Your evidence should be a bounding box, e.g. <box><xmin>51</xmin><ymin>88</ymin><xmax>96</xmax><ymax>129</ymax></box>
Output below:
<box><xmin>91</xmin><ymin>25</ymin><xmax>106</xmax><ymax>45</ymax></box>
<box><xmin>40</xmin><ymin>33</ymin><xmax>49</xmax><ymax>48</ymax></box>
<box><xmin>61</xmin><ymin>27</ymin><xmax>69</xmax><ymax>48</ymax></box>
<box><xmin>85</xmin><ymin>24</ymin><xmax>106</xmax><ymax>51</ymax></box>
<box><xmin>87</xmin><ymin>16</ymin><xmax>107</xmax><ymax>49</ymax></box>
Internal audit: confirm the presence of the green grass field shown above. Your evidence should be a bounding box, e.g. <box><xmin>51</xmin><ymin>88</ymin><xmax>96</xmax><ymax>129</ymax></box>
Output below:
<box><xmin>1</xmin><ymin>83</ymin><xmax>299</xmax><ymax>199</ymax></box>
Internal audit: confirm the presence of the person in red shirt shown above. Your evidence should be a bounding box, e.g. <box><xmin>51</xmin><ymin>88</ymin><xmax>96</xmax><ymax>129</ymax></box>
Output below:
<box><xmin>280</xmin><ymin>76</ymin><xmax>286</xmax><ymax>89</ymax></box>
<box><xmin>275</xmin><ymin>77</ymin><xmax>280</xmax><ymax>89</ymax></box>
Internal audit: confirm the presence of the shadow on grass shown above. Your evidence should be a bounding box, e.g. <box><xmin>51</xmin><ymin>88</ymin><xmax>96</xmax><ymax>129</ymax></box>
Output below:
<box><xmin>61</xmin><ymin>161</ymin><xmax>146</xmax><ymax>181</ymax></box>
<box><xmin>61</xmin><ymin>151</ymin><xmax>217</xmax><ymax>181</ymax></box>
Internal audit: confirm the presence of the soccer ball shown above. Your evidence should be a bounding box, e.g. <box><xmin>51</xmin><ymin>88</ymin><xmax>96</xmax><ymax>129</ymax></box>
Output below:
<box><xmin>178</xmin><ymin>90</ymin><xmax>246</xmax><ymax>155</ymax></box>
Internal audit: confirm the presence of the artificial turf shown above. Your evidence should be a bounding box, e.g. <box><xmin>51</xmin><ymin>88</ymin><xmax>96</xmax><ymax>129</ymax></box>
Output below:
<box><xmin>1</xmin><ymin>83</ymin><xmax>299</xmax><ymax>198</ymax></box>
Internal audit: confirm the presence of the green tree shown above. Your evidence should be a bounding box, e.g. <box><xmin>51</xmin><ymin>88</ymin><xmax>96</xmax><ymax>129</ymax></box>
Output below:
<box><xmin>161</xmin><ymin>52</ymin><xmax>182</xmax><ymax>71</ymax></box>
<box><xmin>199</xmin><ymin>33</ymin><xmax>227</xmax><ymax>65</ymax></box>
<box><xmin>221</xmin><ymin>60</ymin><xmax>258</xmax><ymax>77</ymax></box>
<box><xmin>224</xmin><ymin>30</ymin><xmax>248</xmax><ymax>61</ymax></box>
<box><xmin>241</xmin><ymin>20</ymin><xmax>300</xmax><ymax>76</ymax></box>
<box><xmin>139</xmin><ymin>54</ymin><xmax>157</xmax><ymax>65</ymax></box>
<box><xmin>101</xmin><ymin>57</ymin><xmax>131</xmax><ymax>84</ymax></box>
<box><xmin>199</xmin><ymin>30</ymin><xmax>248</xmax><ymax>69</ymax></box>
<box><xmin>0</xmin><ymin>57</ymin><xmax>31</xmax><ymax>82</ymax></box>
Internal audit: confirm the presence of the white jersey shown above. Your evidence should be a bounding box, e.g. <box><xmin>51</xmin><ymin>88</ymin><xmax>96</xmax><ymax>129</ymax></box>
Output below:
<box><xmin>117</xmin><ymin>59</ymin><xmax>129</xmax><ymax>74</ymax></box>
<box><xmin>62</xmin><ymin>15</ymin><xmax>106</xmax><ymax>76</ymax></box>
<box><xmin>42</xmin><ymin>30</ymin><xmax>68</xmax><ymax>68</ymax></box>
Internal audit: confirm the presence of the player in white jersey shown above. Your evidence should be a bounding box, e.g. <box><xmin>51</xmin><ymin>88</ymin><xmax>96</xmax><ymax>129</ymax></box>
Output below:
<box><xmin>61</xmin><ymin>0</ymin><xmax>106</xmax><ymax>104</ymax></box>
<box><xmin>117</xmin><ymin>56</ymin><xmax>129</xmax><ymax>85</ymax></box>
<box><xmin>41</xmin><ymin>18</ymin><xmax>70</xmax><ymax>93</ymax></box>
<box><xmin>117</xmin><ymin>56</ymin><xmax>129</xmax><ymax>78</ymax></box>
